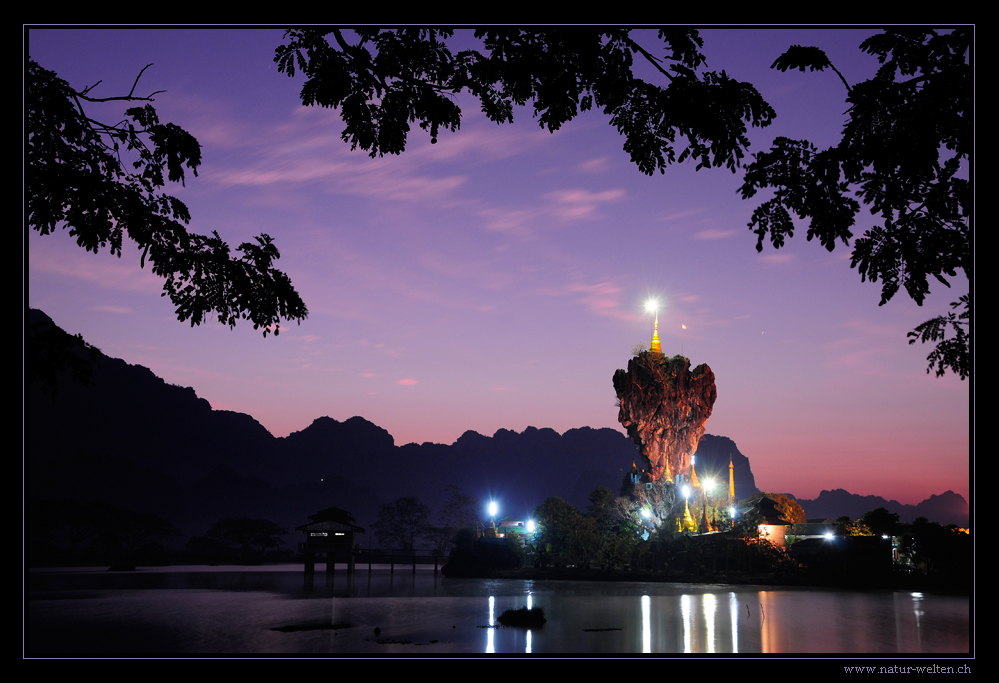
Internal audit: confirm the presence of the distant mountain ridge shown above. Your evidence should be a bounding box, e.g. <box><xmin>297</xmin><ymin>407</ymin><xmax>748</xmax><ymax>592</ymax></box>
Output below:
<box><xmin>792</xmin><ymin>489</ymin><xmax>969</xmax><ymax>526</ymax></box>
<box><xmin>26</xmin><ymin>309</ymin><xmax>968</xmax><ymax>539</ymax></box>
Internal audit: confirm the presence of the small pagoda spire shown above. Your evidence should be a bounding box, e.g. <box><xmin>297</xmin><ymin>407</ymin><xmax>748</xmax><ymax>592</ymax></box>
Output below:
<box><xmin>650</xmin><ymin>311</ymin><xmax>662</xmax><ymax>354</ymax></box>
<box><xmin>729</xmin><ymin>457</ymin><xmax>736</xmax><ymax>502</ymax></box>
<box><xmin>689</xmin><ymin>458</ymin><xmax>701</xmax><ymax>489</ymax></box>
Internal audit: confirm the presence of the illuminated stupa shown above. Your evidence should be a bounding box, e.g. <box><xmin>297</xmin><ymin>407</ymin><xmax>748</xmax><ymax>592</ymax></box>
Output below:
<box><xmin>649</xmin><ymin>310</ymin><xmax>662</xmax><ymax>355</ymax></box>
<box><xmin>689</xmin><ymin>458</ymin><xmax>701</xmax><ymax>489</ymax></box>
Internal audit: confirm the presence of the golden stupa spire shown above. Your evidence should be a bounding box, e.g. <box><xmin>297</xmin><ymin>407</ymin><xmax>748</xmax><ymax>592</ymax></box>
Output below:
<box><xmin>689</xmin><ymin>459</ymin><xmax>701</xmax><ymax>489</ymax></box>
<box><xmin>680</xmin><ymin>498</ymin><xmax>697</xmax><ymax>533</ymax></box>
<box><xmin>729</xmin><ymin>457</ymin><xmax>736</xmax><ymax>501</ymax></box>
<box><xmin>650</xmin><ymin>310</ymin><xmax>662</xmax><ymax>354</ymax></box>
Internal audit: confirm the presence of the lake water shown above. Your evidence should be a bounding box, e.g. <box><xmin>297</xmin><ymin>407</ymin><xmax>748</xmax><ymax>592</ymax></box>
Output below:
<box><xmin>27</xmin><ymin>564</ymin><xmax>970</xmax><ymax>655</ymax></box>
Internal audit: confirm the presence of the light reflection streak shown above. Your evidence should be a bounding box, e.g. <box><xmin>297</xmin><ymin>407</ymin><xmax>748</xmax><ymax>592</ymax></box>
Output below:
<box><xmin>729</xmin><ymin>592</ymin><xmax>739</xmax><ymax>653</ymax></box>
<box><xmin>641</xmin><ymin>595</ymin><xmax>651</xmax><ymax>653</ymax></box>
<box><xmin>486</xmin><ymin>595</ymin><xmax>495</xmax><ymax>653</ymax></box>
<box><xmin>526</xmin><ymin>591</ymin><xmax>533</xmax><ymax>654</ymax></box>
<box><xmin>703</xmin><ymin>593</ymin><xmax>716</xmax><ymax>653</ymax></box>
<box><xmin>681</xmin><ymin>594</ymin><xmax>692</xmax><ymax>653</ymax></box>
<box><xmin>760</xmin><ymin>591</ymin><xmax>776</xmax><ymax>653</ymax></box>
<box><xmin>911</xmin><ymin>592</ymin><xmax>924</xmax><ymax>652</ymax></box>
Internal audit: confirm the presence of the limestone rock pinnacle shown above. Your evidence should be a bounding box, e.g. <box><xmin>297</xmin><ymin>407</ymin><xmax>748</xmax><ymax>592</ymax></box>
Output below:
<box><xmin>613</xmin><ymin>352</ymin><xmax>717</xmax><ymax>482</ymax></box>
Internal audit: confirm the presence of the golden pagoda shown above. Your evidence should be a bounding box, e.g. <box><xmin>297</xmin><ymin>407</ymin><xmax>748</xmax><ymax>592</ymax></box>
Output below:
<box><xmin>679</xmin><ymin>498</ymin><xmax>698</xmax><ymax>533</ymax></box>
<box><xmin>650</xmin><ymin>310</ymin><xmax>662</xmax><ymax>354</ymax></box>
<box><xmin>689</xmin><ymin>459</ymin><xmax>701</xmax><ymax>489</ymax></box>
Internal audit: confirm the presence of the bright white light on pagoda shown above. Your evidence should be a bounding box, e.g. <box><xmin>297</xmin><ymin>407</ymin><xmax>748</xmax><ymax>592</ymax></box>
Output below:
<box><xmin>682</xmin><ymin>485</ymin><xmax>691</xmax><ymax>499</ymax></box>
<box><xmin>526</xmin><ymin>520</ymin><xmax>535</xmax><ymax>533</ymax></box>
<box><xmin>645</xmin><ymin>298</ymin><xmax>659</xmax><ymax>314</ymax></box>
<box><xmin>488</xmin><ymin>501</ymin><xmax>498</xmax><ymax>517</ymax></box>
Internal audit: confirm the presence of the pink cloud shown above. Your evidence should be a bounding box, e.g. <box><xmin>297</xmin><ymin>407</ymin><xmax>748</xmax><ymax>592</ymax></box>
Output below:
<box><xmin>416</xmin><ymin>123</ymin><xmax>547</xmax><ymax>164</ymax></box>
<box><xmin>562</xmin><ymin>280</ymin><xmax>640</xmax><ymax>322</ymax></box>
<box><xmin>547</xmin><ymin>188</ymin><xmax>626</xmax><ymax>204</ymax></box>
<box><xmin>576</xmin><ymin>157</ymin><xmax>610</xmax><ymax>173</ymax></box>
<box><xmin>396</xmin><ymin>378</ymin><xmax>419</xmax><ymax>386</ymax></box>
<box><xmin>660</xmin><ymin>208</ymin><xmax>705</xmax><ymax>222</ymax></box>
<box><xmin>759</xmin><ymin>253</ymin><xmax>796</xmax><ymax>265</ymax></box>
<box><xmin>694</xmin><ymin>228</ymin><xmax>738</xmax><ymax>240</ymax></box>
<box><xmin>29</xmin><ymin>242</ymin><xmax>163</xmax><ymax>293</ymax></box>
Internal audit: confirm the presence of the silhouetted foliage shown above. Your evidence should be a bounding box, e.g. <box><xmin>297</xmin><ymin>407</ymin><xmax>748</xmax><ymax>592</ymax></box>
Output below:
<box><xmin>372</xmin><ymin>496</ymin><xmax>432</xmax><ymax>550</ymax></box>
<box><xmin>275</xmin><ymin>29</ymin><xmax>775</xmax><ymax>174</ymax></box>
<box><xmin>440</xmin><ymin>484</ymin><xmax>479</xmax><ymax>533</ymax></box>
<box><xmin>757</xmin><ymin>492</ymin><xmax>807</xmax><ymax>524</ymax></box>
<box><xmin>427</xmin><ymin>484</ymin><xmax>480</xmax><ymax>555</ymax></box>
<box><xmin>441</xmin><ymin>535</ymin><xmax>524</xmax><ymax>577</ymax></box>
<box><xmin>740</xmin><ymin>29</ymin><xmax>971</xmax><ymax>378</ymax></box>
<box><xmin>900</xmin><ymin>517</ymin><xmax>969</xmax><ymax>584</ymax></box>
<box><xmin>29</xmin><ymin>499</ymin><xmax>180</xmax><ymax>567</ymax></box>
<box><xmin>836</xmin><ymin>515</ymin><xmax>875</xmax><ymax>537</ymax></box>
<box><xmin>586</xmin><ymin>486</ymin><xmax>618</xmax><ymax>535</ymax></box>
<box><xmin>110</xmin><ymin>508</ymin><xmax>181</xmax><ymax>565</ymax></box>
<box><xmin>533</xmin><ymin>497</ymin><xmax>599</xmax><ymax>568</ymax></box>
<box><xmin>27</xmin><ymin>313</ymin><xmax>102</xmax><ymax>394</ymax></box>
<box><xmin>860</xmin><ymin>507</ymin><xmax>902</xmax><ymax>537</ymax></box>
<box><xmin>27</xmin><ymin>59</ymin><xmax>307</xmax><ymax>338</ymax></box>
<box><xmin>204</xmin><ymin>517</ymin><xmax>287</xmax><ymax>559</ymax></box>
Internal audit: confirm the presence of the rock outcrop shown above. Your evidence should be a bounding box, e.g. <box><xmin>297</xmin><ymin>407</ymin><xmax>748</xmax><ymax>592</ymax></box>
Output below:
<box><xmin>613</xmin><ymin>352</ymin><xmax>717</xmax><ymax>482</ymax></box>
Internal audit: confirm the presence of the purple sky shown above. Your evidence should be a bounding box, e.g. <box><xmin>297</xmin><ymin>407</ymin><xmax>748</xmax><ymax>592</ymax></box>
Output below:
<box><xmin>26</xmin><ymin>28</ymin><xmax>970</xmax><ymax>505</ymax></box>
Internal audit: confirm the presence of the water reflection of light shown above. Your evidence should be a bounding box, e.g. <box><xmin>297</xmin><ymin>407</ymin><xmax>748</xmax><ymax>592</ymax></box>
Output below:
<box><xmin>642</xmin><ymin>595</ymin><xmax>651</xmax><ymax>653</ymax></box>
<box><xmin>526</xmin><ymin>591</ymin><xmax>533</xmax><ymax>653</ymax></box>
<box><xmin>729</xmin><ymin>592</ymin><xmax>739</xmax><ymax>653</ymax></box>
<box><xmin>486</xmin><ymin>595</ymin><xmax>495</xmax><ymax>653</ymax></box>
<box><xmin>911</xmin><ymin>591</ymin><xmax>924</xmax><ymax>652</ymax></box>
<box><xmin>760</xmin><ymin>592</ymin><xmax>779</xmax><ymax>653</ymax></box>
<box><xmin>681</xmin><ymin>594</ymin><xmax>692</xmax><ymax>653</ymax></box>
<box><xmin>703</xmin><ymin>593</ymin><xmax>716</xmax><ymax>653</ymax></box>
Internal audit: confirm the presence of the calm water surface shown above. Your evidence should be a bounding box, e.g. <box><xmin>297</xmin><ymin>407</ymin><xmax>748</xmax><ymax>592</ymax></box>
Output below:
<box><xmin>27</xmin><ymin>564</ymin><xmax>969</xmax><ymax>655</ymax></box>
